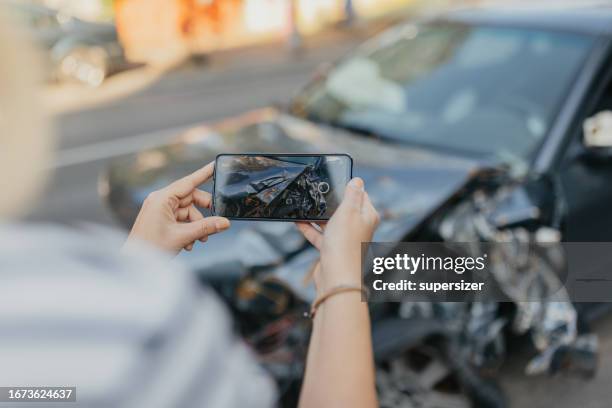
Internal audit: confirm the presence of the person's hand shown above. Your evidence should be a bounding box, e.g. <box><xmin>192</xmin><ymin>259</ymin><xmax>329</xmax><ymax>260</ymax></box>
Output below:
<box><xmin>126</xmin><ymin>162</ymin><xmax>230</xmax><ymax>255</ymax></box>
<box><xmin>296</xmin><ymin>178</ymin><xmax>379</xmax><ymax>293</ymax></box>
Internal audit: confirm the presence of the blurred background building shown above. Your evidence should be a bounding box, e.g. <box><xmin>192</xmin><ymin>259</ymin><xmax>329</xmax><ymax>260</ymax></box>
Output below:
<box><xmin>113</xmin><ymin>0</ymin><xmax>423</xmax><ymax>64</ymax></box>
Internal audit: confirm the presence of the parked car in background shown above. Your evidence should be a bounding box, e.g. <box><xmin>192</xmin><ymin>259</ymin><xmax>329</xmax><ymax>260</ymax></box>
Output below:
<box><xmin>102</xmin><ymin>4</ymin><xmax>612</xmax><ymax>407</ymax></box>
<box><xmin>4</xmin><ymin>1</ymin><xmax>131</xmax><ymax>87</ymax></box>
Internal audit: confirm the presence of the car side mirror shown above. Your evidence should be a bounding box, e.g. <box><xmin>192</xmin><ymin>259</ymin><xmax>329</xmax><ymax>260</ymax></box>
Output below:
<box><xmin>582</xmin><ymin>111</ymin><xmax>612</xmax><ymax>161</ymax></box>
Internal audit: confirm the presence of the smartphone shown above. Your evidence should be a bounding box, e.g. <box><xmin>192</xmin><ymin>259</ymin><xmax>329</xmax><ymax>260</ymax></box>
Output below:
<box><xmin>212</xmin><ymin>154</ymin><xmax>353</xmax><ymax>221</ymax></box>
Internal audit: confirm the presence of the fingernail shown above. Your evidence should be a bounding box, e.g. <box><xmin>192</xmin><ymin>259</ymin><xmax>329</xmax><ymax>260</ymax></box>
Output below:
<box><xmin>216</xmin><ymin>219</ymin><xmax>230</xmax><ymax>231</ymax></box>
<box><xmin>348</xmin><ymin>178</ymin><xmax>364</xmax><ymax>191</ymax></box>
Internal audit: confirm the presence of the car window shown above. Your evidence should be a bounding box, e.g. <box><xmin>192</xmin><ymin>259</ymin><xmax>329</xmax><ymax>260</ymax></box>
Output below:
<box><xmin>291</xmin><ymin>21</ymin><xmax>595</xmax><ymax>163</ymax></box>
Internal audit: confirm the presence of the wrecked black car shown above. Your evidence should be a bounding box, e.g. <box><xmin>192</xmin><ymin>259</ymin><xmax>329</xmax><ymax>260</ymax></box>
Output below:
<box><xmin>102</xmin><ymin>6</ymin><xmax>612</xmax><ymax>407</ymax></box>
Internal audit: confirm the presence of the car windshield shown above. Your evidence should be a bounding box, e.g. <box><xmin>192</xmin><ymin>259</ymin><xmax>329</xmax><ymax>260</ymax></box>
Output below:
<box><xmin>291</xmin><ymin>21</ymin><xmax>595</xmax><ymax>161</ymax></box>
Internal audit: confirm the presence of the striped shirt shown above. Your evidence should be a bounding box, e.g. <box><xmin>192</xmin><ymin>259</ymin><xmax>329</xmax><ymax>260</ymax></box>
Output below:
<box><xmin>0</xmin><ymin>224</ymin><xmax>276</xmax><ymax>408</ymax></box>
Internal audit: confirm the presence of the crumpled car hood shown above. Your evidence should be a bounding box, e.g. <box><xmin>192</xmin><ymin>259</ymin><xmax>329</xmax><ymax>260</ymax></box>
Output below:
<box><xmin>105</xmin><ymin>108</ymin><xmax>481</xmax><ymax>299</ymax></box>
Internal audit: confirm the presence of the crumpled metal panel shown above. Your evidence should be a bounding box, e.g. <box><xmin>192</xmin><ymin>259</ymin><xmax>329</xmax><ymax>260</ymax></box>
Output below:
<box><xmin>437</xmin><ymin>186</ymin><xmax>598</xmax><ymax>376</ymax></box>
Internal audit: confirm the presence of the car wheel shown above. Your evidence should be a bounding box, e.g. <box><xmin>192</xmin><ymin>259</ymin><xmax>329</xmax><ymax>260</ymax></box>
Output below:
<box><xmin>59</xmin><ymin>46</ymin><xmax>109</xmax><ymax>87</ymax></box>
<box><xmin>377</xmin><ymin>344</ymin><xmax>472</xmax><ymax>408</ymax></box>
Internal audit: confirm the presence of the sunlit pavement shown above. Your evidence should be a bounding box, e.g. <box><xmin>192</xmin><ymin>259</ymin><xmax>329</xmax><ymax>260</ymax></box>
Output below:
<box><xmin>43</xmin><ymin>65</ymin><xmax>168</xmax><ymax>115</ymax></box>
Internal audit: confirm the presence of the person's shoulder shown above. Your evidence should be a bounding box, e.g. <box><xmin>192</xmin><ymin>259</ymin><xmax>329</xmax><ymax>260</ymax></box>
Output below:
<box><xmin>0</xmin><ymin>222</ymin><xmax>184</xmax><ymax>276</ymax></box>
<box><xmin>0</xmin><ymin>223</ymin><xmax>276</xmax><ymax>407</ymax></box>
<box><xmin>0</xmin><ymin>221</ymin><xmax>197</xmax><ymax>332</ymax></box>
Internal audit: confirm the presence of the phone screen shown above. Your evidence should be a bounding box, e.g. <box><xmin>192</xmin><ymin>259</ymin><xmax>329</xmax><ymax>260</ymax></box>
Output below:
<box><xmin>213</xmin><ymin>154</ymin><xmax>353</xmax><ymax>221</ymax></box>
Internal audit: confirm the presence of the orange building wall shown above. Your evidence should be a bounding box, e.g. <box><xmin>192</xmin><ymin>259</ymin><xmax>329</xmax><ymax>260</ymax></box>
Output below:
<box><xmin>116</xmin><ymin>0</ymin><xmax>246</xmax><ymax>64</ymax></box>
<box><xmin>115</xmin><ymin>0</ymin><xmax>415</xmax><ymax>65</ymax></box>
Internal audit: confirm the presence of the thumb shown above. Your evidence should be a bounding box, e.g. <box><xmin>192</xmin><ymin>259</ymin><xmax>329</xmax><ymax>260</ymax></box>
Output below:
<box><xmin>338</xmin><ymin>177</ymin><xmax>365</xmax><ymax>212</ymax></box>
<box><xmin>174</xmin><ymin>217</ymin><xmax>231</xmax><ymax>246</ymax></box>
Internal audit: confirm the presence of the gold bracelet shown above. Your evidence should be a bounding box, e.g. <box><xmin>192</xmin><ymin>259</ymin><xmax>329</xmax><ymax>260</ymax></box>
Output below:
<box><xmin>308</xmin><ymin>285</ymin><xmax>367</xmax><ymax>319</ymax></box>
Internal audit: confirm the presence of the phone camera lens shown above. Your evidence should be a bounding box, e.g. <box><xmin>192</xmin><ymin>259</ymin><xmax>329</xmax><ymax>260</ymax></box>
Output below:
<box><xmin>318</xmin><ymin>182</ymin><xmax>330</xmax><ymax>194</ymax></box>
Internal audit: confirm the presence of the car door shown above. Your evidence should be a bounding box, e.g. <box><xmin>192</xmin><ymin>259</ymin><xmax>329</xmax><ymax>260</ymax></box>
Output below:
<box><xmin>558</xmin><ymin>53</ymin><xmax>612</xmax><ymax>241</ymax></box>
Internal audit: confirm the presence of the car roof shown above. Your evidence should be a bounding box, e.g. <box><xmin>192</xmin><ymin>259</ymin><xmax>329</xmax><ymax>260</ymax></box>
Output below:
<box><xmin>440</xmin><ymin>3</ymin><xmax>612</xmax><ymax>36</ymax></box>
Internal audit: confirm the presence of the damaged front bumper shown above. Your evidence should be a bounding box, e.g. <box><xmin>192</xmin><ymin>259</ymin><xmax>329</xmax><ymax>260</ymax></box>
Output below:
<box><xmin>434</xmin><ymin>182</ymin><xmax>598</xmax><ymax>378</ymax></box>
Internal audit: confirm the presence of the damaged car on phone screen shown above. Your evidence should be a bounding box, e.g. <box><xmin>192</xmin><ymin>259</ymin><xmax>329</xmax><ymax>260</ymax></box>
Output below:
<box><xmin>101</xmin><ymin>5</ymin><xmax>612</xmax><ymax>407</ymax></box>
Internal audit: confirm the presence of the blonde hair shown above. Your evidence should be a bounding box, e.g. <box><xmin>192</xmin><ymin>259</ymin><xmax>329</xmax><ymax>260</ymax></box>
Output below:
<box><xmin>0</xmin><ymin>7</ymin><xmax>54</xmax><ymax>218</ymax></box>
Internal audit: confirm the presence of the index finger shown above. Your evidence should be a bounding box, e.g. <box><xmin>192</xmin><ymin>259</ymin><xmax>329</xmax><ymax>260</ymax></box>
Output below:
<box><xmin>167</xmin><ymin>162</ymin><xmax>215</xmax><ymax>197</ymax></box>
